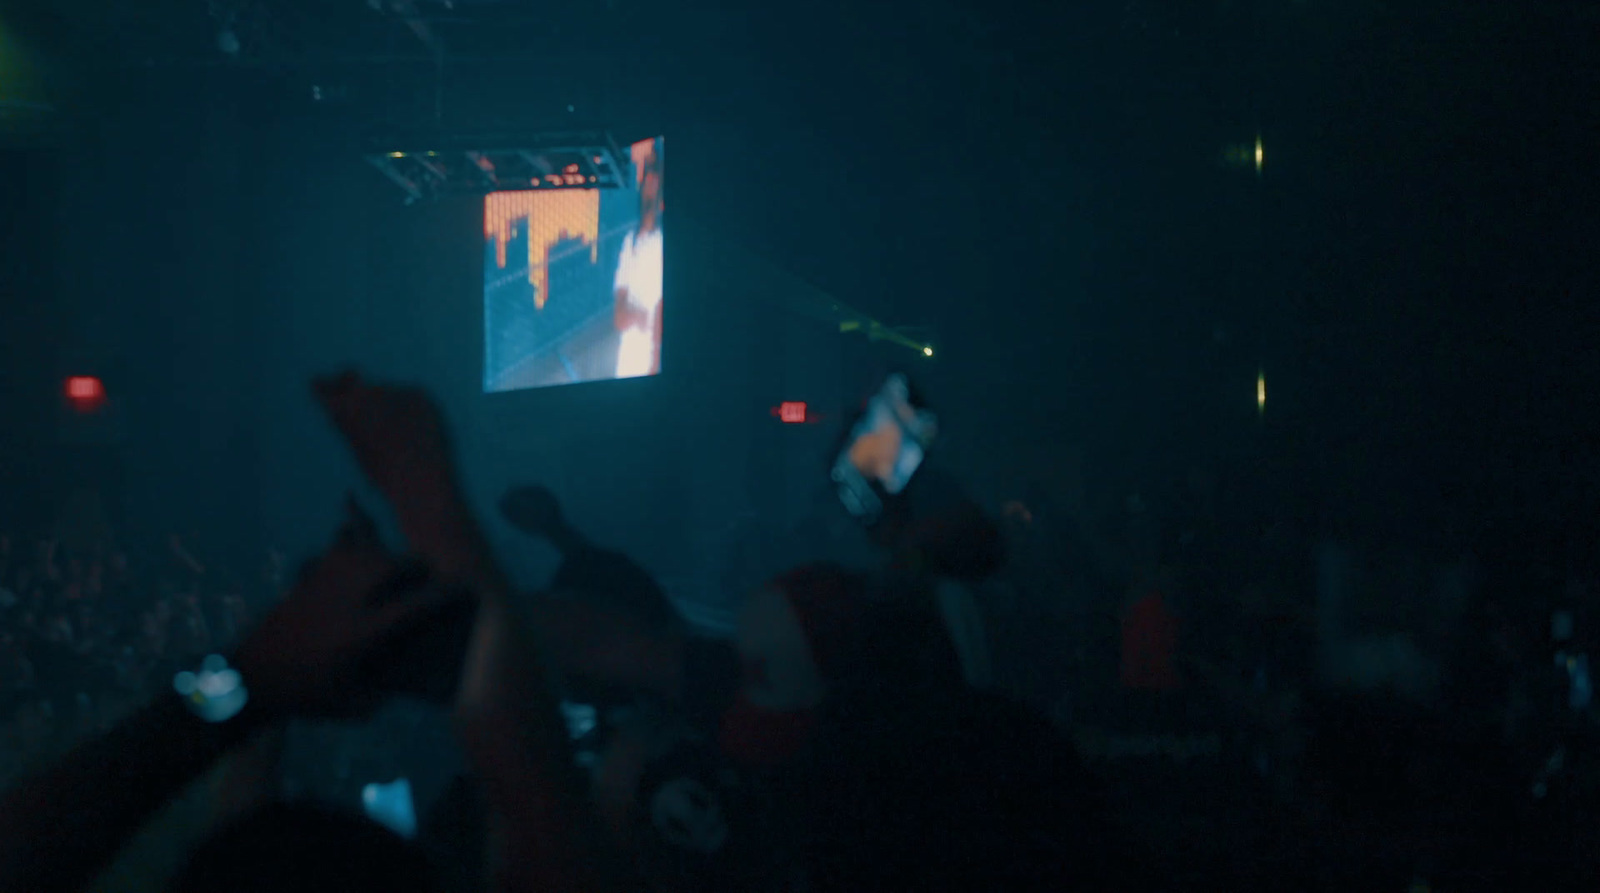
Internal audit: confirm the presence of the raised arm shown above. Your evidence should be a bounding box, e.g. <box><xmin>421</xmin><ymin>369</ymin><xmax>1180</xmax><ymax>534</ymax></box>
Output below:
<box><xmin>313</xmin><ymin>372</ymin><xmax>624</xmax><ymax>893</ymax></box>
<box><xmin>0</xmin><ymin>683</ymin><xmax>267</xmax><ymax>892</ymax></box>
<box><xmin>0</xmin><ymin>502</ymin><xmax>453</xmax><ymax>893</ymax></box>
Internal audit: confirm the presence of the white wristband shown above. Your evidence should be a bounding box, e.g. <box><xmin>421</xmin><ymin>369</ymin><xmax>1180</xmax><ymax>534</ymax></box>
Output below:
<box><xmin>174</xmin><ymin>654</ymin><xmax>250</xmax><ymax>723</ymax></box>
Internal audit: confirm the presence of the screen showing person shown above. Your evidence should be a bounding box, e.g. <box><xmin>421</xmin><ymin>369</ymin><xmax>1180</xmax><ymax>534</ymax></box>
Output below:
<box><xmin>483</xmin><ymin>136</ymin><xmax>665</xmax><ymax>392</ymax></box>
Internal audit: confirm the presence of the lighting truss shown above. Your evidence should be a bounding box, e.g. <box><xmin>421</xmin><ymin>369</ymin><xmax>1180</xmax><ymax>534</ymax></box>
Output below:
<box><xmin>364</xmin><ymin>129</ymin><xmax>629</xmax><ymax>201</ymax></box>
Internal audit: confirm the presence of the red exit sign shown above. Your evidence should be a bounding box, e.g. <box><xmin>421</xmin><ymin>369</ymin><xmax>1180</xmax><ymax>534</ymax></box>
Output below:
<box><xmin>65</xmin><ymin>376</ymin><xmax>106</xmax><ymax>411</ymax></box>
<box><xmin>776</xmin><ymin>401</ymin><xmax>808</xmax><ymax>424</ymax></box>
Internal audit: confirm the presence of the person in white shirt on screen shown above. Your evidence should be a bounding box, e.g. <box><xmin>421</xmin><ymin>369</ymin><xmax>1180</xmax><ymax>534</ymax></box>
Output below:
<box><xmin>614</xmin><ymin>143</ymin><xmax>664</xmax><ymax>379</ymax></box>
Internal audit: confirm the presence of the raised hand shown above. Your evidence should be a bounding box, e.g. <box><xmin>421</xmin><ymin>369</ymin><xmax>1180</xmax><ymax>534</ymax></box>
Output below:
<box><xmin>312</xmin><ymin>371</ymin><xmax>484</xmax><ymax>576</ymax></box>
<box><xmin>312</xmin><ymin>371</ymin><xmax>459</xmax><ymax>507</ymax></box>
<box><xmin>41</xmin><ymin>539</ymin><xmax>61</xmax><ymax>580</ymax></box>
<box><xmin>169</xmin><ymin>534</ymin><xmax>206</xmax><ymax>576</ymax></box>
<box><xmin>312</xmin><ymin>372</ymin><xmax>608</xmax><ymax>891</ymax></box>
<box><xmin>231</xmin><ymin>496</ymin><xmax>470</xmax><ymax>721</ymax></box>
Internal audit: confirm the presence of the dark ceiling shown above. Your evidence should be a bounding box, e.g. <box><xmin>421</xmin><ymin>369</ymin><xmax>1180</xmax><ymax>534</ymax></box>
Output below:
<box><xmin>2</xmin><ymin>0</ymin><xmax>701</xmax><ymax>142</ymax></box>
<box><xmin>10</xmin><ymin>0</ymin><xmax>677</xmax><ymax>68</ymax></box>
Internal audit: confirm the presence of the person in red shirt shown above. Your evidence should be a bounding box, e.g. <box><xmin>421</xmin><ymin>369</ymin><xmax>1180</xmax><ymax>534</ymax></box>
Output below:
<box><xmin>1120</xmin><ymin>566</ymin><xmax>1183</xmax><ymax>693</ymax></box>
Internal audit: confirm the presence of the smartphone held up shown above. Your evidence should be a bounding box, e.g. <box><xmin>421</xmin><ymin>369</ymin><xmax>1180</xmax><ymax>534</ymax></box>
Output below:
<box><xmin>831</xmin><ymin>373</ymin><xmax>937</xmax><ymax>525</ymax></box>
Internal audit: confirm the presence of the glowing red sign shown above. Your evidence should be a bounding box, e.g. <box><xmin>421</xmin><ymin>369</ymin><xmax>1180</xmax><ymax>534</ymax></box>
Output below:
<box><xmin>66</xmin><ymin>376</ymin><xmax>104</xmax><ymax>401</ymax></box>
<box><xmin>778</xmin><ymin>401</ymin><xmax>808</xmax><ymax>424</ymax></box>
<box><xmin>65</xmin><ymin>376</ymin><xmax>106</xmax><ymax>413</ymax></box>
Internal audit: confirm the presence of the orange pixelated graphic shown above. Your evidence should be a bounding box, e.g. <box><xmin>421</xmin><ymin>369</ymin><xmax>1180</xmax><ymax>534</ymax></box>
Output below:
<box><xmin>484</xmin><ymin>190</ymin><xmax>601</xmax><ymax>310</ymax></box>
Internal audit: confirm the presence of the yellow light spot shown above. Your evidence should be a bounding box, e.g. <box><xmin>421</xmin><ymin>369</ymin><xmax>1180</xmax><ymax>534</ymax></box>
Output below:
<box><xmin>923</xmin><ymin>346</ymin><xmax>934</xmax><ymax>357</ymax></box>
<box><xmin>1257</xmin><ymin>368</ymin><xmax>1266</xmax><ymax>413</ymax></box>
<box><xmin>1254</xmin><ymin>136</ymin><xmax>1264</xmax><ymax>172</ymax></box>
<box><xmin>388</xmin><ymin>151</ymin><xmax>405</xmax><ymax>159</ymax></box>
